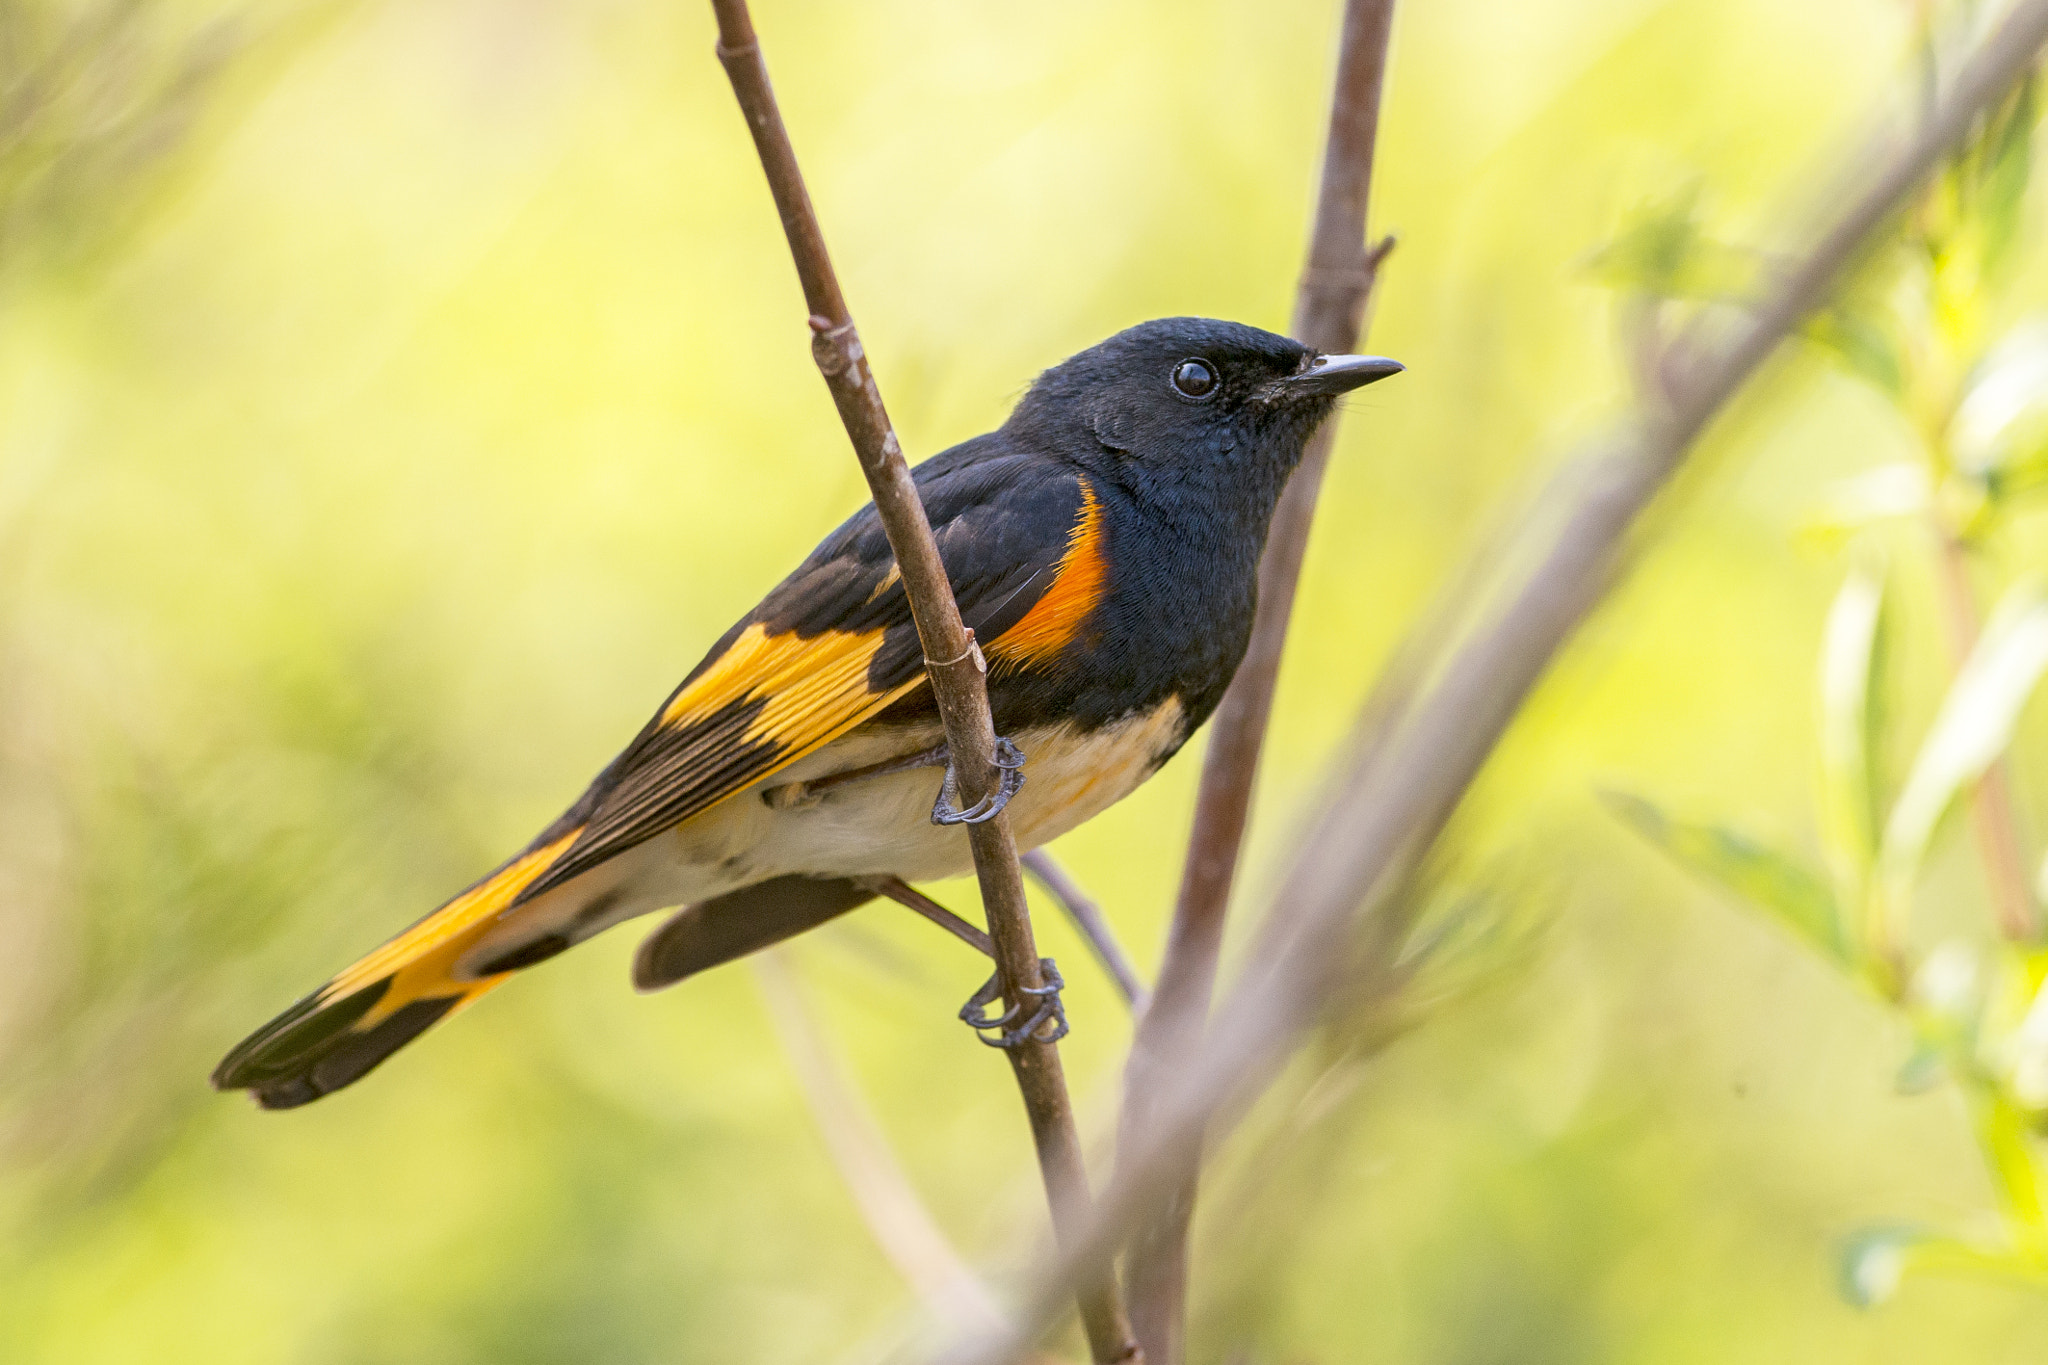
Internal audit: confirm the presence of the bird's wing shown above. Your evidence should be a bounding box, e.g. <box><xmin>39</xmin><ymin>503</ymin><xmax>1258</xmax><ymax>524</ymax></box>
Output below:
<box><xmin>518</xmin><ymin>452</ymin><xmax>1107</xmax><ymax>900</ymax></box>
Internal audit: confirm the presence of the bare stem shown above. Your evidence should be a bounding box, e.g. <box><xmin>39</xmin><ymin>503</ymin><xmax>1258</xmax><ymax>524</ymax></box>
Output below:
<box><xmin>1022</xmin><ymin>850</ymin><xmax>1149</xmax><ymax>1012</ymax></box>
<box><xmin>1116</xmin><ymin>2</ymin><xmax>1396</xmax><ymax>1359</ymax></box>
<box><xmin>943</xmin><ymin>5</ymin><xmax>2048</xmax><ymax>1361</ymax></box>
<box><xmin>869</xmin><ymin>877</ymin><xmax>996</xmax><ymax>958</ymax></box>
<box><xmin>1930</xmin><ymin>524</ymin><xmax>2037</xmax><ymax>941</ymax></box>
<box><xmin>754</xmin><ymin>951</ymin><xmax>1005</xmax><ymax>1333</ymax></box>
<box><xmin>707</xmin><ymin>3</ymin><xmax>1136</xmax><ymax>1358</ymax></box>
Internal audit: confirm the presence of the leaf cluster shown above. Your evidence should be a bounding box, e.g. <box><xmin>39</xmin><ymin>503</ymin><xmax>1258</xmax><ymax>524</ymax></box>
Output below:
<box><xmin>1599</xmin><ymin>14</ymin><xmax>2048</xmax><ymax>1308</ymax></box>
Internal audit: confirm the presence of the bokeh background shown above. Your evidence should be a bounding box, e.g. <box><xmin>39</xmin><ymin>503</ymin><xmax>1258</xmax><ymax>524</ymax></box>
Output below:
<box><xmin>5</xmin><ymin>0</ymin><xmax>2048</xmax><ymax>1360</ymax></box>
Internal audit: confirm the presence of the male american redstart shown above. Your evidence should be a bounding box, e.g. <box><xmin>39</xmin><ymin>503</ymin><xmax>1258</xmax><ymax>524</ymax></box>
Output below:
<box><xmin>213</xmin><ymin>316</ymin><xmax>1402</xmax><ymax>1108</ymax></box>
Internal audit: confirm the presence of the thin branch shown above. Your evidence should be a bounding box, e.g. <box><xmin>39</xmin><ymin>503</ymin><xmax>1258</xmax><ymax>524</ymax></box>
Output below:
<box><xmin>705</xmin><ymin>4</ymin><xmax>1138</xmax><ymax>1359</ymax></box>
<box><xmin>868</xmin><ymin>877</ymin><xmax>997</xmax><ymax>958</ymax></box>
<box><xmin>754</xmin><ymin>950</ymin><xmax>1006</xmax><ymax>1335</ymax></box>
<box><xmin>1022</xmin><ymin>850</ymin><xmax>1148</xmax><ymax>1012</ymax></box>
<box><xmin>1116</xmin><ymin>2</ymin><xmax>1397</xmax><ymax>1359</ymax></box>
<box><xmin>1930</xmin><ymin>525</ymin><xmax>2037</xmax><ymax>941</ymax></box>
<box><xmin>943</xmin><ymin>4</ymin><xmax>2048</xmax><ymax>1361</ymax></box>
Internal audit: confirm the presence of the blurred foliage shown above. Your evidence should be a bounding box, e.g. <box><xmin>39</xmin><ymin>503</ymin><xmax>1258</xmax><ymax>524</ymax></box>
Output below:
<box><xmin>1606</xmin><ymin>1</ymin><xmax>2048</xmax><ymax>1318</ymax></box>
<box><xmin>0</xmin><ymin>0</ymin><xmax>295</xmax><ymax>282</ymax></box>
<box><xmin>4</xmin><ymin>0</ymin><xmax>2048</xmax><ymax>1363</ymax></box>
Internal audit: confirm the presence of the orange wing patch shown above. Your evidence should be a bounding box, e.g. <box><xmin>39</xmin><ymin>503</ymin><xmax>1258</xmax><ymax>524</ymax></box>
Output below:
<box><xmin>989</xmin><ymin>478</ymin><xmax>1107</xmax><ymax>671</ymax></box>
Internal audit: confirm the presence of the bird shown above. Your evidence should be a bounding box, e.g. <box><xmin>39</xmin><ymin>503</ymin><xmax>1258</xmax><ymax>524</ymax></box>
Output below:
<box><xmin>212</xmin><ymin>316</ymin><xmax>1402</xmax><ymax>1109</ymax></box>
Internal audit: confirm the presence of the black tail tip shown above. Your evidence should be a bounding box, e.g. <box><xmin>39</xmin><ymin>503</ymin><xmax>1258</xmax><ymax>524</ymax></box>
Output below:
<box><xmin>212</xmin><ymin>981</ymin><xmax>460</xmax><ymax>1110</ymax></box>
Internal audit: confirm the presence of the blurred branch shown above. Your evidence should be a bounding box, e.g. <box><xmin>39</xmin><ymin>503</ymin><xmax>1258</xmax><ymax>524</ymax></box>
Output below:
<box><xmin>1929</xmin><ymin>525</ymin><xmax>2038</xmax><ymax>940</ymax></box>
<box><xmin>705</xmin><ymin>3</ymin><xmax>1138</xmax><ymax>1359</ymax></box>
<box><xmin>1022</xmin><ymin>850</ymin><xmax>1148</xmax><ymax>1012</ymax></box>
<box><xmin>754</xmin><ymin>951</ymin><xmax>1005</xmax><ymax>1335</ymax></box>
<box><xmin>1116</xmin><ymin>2</ymin><xmax>1396</xmax><ymax>1360</ymax></box>
<box><xmin>943</xmin><ymin>3</ymin><xmax>2048</xmax><ymax>1361</ymax></box>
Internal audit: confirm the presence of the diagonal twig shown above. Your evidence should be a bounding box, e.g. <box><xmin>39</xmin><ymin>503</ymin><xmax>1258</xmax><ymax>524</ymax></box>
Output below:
<box><xmin>944</xmin><ymin>3</ymin><xmax>2048</xmax><ymax>1362</ymax></box>
<box><xmin>705</xmin><ymin>3</ymin><xmax>1137</xmax><ymax>1359</ymax></box>
<box><xmin>1115</xmin><ymin>3</ymin><xmax>1397</xmax><ymax>1359</ymax></box>
<box><xmin>753</xmin><ymin>950</ymin><xmax>1005</xmax><ymax>1335</ymax></box>
<box><xmin>867</xmin><ymin>877</ymin><xmax>997</xmax><ymax>958</ymax></box>
<box><xmin>1022</xmin><ymin>850</ymin><xmax>1148</xmax><ymax>1013</ymax></box>
<box><xmin>1928</xmin><ymin>528</ymin><xmax>2038</xmax><ymax>941</ymax></box>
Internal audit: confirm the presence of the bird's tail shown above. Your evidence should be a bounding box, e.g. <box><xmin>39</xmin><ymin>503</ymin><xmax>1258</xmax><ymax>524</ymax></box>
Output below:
<box><xmin>212</xmin><ymin>829</ymin><xmax>582</xmax><ymax>1110</ymax></box>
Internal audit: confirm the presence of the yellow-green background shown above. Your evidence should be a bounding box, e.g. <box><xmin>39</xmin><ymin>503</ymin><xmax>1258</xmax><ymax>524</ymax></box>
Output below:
<box><xmin>4</xmin><ymin>0</ymin><xmax>2046</xmax><ymax>1360</ymax></box>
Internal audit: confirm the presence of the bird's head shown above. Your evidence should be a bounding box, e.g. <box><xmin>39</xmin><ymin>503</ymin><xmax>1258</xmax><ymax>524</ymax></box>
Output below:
<box><xmin>1005</xmin><ymin>316</ymin><xmax>1401</xmax><ymax>491</ymax></box>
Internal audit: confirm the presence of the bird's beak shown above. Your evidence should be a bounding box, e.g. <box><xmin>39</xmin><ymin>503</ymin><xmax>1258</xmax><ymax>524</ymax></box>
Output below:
<box><xmin>1275</xmin><ymin>353</ymin><xmax>1405</xmax><ymax>397</ymax></box>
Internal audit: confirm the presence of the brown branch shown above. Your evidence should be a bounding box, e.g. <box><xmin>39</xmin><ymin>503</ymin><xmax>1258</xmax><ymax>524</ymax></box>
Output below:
<box><xmin>1022</xmin><ymin>850</ymin><xmax>1149</xmax><ymax>1012</ymax></box>
<box><xmin>942</xmin><ymin>4</ymin><xmax>2048</xmax><ymax>1361</ymax></box>
<box><xmin>869</xmin><ymin>877</ymin><xmax>997</xmax><ymax>958</ymax></box>
<box><xmin>753</xmin><ymin>951</ymin><xmax>1006</xmax><ymax>1334</ymax></box>
<box><xmin>705</xmin><ymin>4</ymin><xmax>1138</xmax><ymax>1360</ymax></box>
<box><xmin>1115</xmin><ymin>3</ymin><xmax>1397</xmax><ymax>1359</ymax></box>
<box><xmin>1930</xmin><ymin>526</ymin><xmax>2038</xmax><ymax>941</ymax></box>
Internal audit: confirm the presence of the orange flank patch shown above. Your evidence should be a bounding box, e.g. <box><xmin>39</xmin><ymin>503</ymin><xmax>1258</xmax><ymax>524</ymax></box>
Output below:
<box><xmin>990</xmin><ymin>478</ymin><xmax>1108</xmax><ymax>670</ymax></box>
<box><xmin>319</xmin><ymin>827</ymin><xmax>583</xmax><ymax>1024</ymax></box>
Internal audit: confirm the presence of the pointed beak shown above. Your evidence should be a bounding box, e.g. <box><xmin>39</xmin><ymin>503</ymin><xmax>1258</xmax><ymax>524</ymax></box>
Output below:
<box><xmin>1275</xmin><ymin>353</ymin><xmax>1405</xmax><ymax>397</ymax></box>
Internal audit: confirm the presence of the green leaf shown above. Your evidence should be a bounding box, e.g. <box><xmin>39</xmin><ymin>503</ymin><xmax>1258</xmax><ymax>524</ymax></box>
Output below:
<box><xmin>1818</xmin><ymin>560</ymin><xmax>1889</xmax><ymax>885</ymax></box>
<box><xmin>1803</xmin><ymin>463</ymin><xmax>1931</xmax><ymax>543</ymax></box>
<box><xmin>1879</xmin><ymin>579</ymin><xmax>2048</xmax><ymax>917</ymax></box>
<box><xmin>1969</xmin><ymin>74</ymin><xmax>2036</xmax><ymax>279</ymax></box>
<box><xmin>1896</xmin><ymin>1042</ymin><xmax>1949</xmax><ymax>1094</ymax></box>
<box><xmin>1603</xmin><ymin>790</ymin><xmax>1851</xmax><ymax>964</ymax></box>
<box><xmin>1586</xmin><ymin>187</ymin><xmax>1755</xmax><ymax>301</ymax></box>
<box><xmin>1804</xmin><ymin>306</ymin><xmax>1906</xmax><ymax>398</ymax></box>
<box><xmin>1841</xmin><ymin>1227</ymin><xmax>2048</xmax><ymax>1308</ymax></box>
<box><xmin>1952</xmin><ymin>322</ymin><xmax>2048</xmax><ymax>502</ymax></box>
<box><xmin>2010</xmin><ymin>959</ymin><xmax>2048</xmax><ymax>1109</ymax></box>
<box><xmin>1900</xmin><ymin>940</ymin><xmax>1986</xmax><ymax>1093</ymax></box>
<box><xmin>1841</xmin><ymin>1228</ymin><xmax>1925</xmax><ymax>1308</ymax></box>
<box><xmin>1969</xmin><ymin>1082</ymin><xmax>2048</xmax><ymax>1237</ymax></box>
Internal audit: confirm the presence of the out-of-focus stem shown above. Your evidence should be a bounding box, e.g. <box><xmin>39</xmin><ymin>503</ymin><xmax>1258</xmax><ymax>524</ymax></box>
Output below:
<box><xmin>1930</xmin><ymin>522</ymin><xmax>2037</xmax><ymax>941</ymax></box>
<box><xmin>1022</xmin><ymin>851</ymin><xmax>1148</xmax><ymax>1013</ymax></box>
<box><xmin>1115</xmin><ymin>3</ymin><xmax>1397</xmax><ymax>1361</ymax></box>
<box><xmin>754</xmin><ymin>952</ymin><xmax>1006</xmax><ymax>1333</ymax></box>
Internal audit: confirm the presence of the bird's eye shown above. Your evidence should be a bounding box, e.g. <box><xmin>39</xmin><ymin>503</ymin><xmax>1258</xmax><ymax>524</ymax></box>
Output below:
<box><xmin>1171</xmin><ymin>359</ymin><xmax>1218</xmax><ymax>399</ymax></box>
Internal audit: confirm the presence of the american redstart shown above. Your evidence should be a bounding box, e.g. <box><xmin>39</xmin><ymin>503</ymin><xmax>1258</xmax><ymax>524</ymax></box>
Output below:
<box><xmin>214</xmin><ymin>316</ymin><xmax>1402</xmax><ymax>1108</ymax></box>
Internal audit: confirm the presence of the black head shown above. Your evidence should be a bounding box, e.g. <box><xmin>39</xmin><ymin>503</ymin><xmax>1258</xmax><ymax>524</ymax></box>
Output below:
<box><xmin>1004</xmin><ymin>317</ymin><xmax>1401</xmax><ymax>496</ymax></box>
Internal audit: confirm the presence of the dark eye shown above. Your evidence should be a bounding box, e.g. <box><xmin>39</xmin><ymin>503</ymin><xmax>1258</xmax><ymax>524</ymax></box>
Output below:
<box><xmin>1171</xmin><ymin>358</ymin><xmax>1218</xmax><ymax>399</ymax></box>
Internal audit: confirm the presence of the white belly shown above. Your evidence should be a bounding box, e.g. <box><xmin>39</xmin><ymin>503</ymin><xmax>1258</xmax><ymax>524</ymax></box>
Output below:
<box><xmin>457</xmin><ymin>699</ymin><xmax>1186</xmax><ymax>977</ymax></box>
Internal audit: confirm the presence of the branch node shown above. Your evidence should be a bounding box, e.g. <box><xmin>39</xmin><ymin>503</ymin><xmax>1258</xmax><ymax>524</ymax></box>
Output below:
<box><xmin>809</xmin><ymin>316</ymin><xmax>861</xmax><ymax>376</ymax></box>
<box><xmin>924</xmin><ymin>630</ymin><xmax>986</xmax><ymax>673</ymax></box>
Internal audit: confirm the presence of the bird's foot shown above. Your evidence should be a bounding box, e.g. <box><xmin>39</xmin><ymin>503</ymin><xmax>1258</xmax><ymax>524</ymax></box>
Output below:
<box><xmin>930</xmin><ymin>736</ymin><xmax>1026</xmax><ymax>826</ymax></box>
<box><xmin>959</xmin><ymin>958</ymin><xmax>1068</xmax><ymax>1048</ymax></box>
